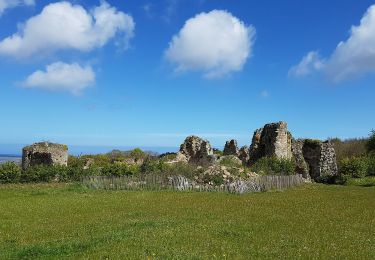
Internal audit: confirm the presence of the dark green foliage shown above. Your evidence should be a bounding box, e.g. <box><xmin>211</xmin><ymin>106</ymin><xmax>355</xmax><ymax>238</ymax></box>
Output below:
<box><xmin>339</xmin><ymin>157</ymin><xmax>368</xmax><ymax>178</ymax></box>
<box><xmin>201</xmin><ymin>174</ymin><xmax>224</xmax><ymax>186</ymax></box>
<box><xmin>0</xmin><ymin>162</ymin><xmax>21</xmax><ymax>183</ymax></box>
<box><xmin>101</xmin><ymin>163</ymin><xmax>140</xmax><ymax>177</ymax></box>
<box><xmin>315</xmin><ymin>175</ymin><xmax>349</xmax><ymax>185</ymax></box>
<box><xmin>140</xmin><ymin>158</ymin><xmax>166</xmax><ymax>174</ymax></box>
<box><xmin>365</xmin><ymin>156</ymin><xmax>375</xmax><ymax>176</ymax></box>
<box><xmin>250</xmin><ymin>157</ymin><xmax>296</xmax><ymax>176</ymax></box>
<box><xmin>21</xmin><ymin>165</ymin><xmax>68</xmax><ymax>183</ymax></box>
<box><xmin>366</xmin><ymin>130</ymin><xmax>375</xmax><ymax>154</ymax></box>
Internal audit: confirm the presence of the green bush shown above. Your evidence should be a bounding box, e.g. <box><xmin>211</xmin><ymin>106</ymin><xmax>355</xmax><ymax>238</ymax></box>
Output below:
<box><xmin>366</xmin><ymin>130</ymin><xmax>375</xmax><ymax>154</ymax></box>
<box><xmin>250</xmin><ymin>157</ymin><xmax>296</xmax><ymax>175</ymax></box>
<box><xmin>164</xmin><ymin>162</ymin><xmax>197</xmax><ymax>179</ymax></box>
<box><xmin>140</xmin><ymin>158</ymin><xmax>167</xmax><ymax>174</ymax></box>
<box><xmin>21</xmin><ymin>165</ymin><xmax>68</xmax><ymax>183</ymax></box>
<box><xmin>0</xmin><ymin>162</ymin><xmax>21</xmax><ymax>183</ymax></box>
<box><xmin>365</xmin><ymin>156</ymin><xmax>375</xmax><ymax>176</ymax></box>
<box><xmin>339</xmin><ymin>157</ymin><xmax>368</xmax><ymax>178</ymax></box>
<box><xmin>219</xmin><ymin>156</ymin><xmax>242</xmax><ymax>167</ymax></box>
<box><xmin>315</xmin><ymin>175</ymin><xmax>349</xmax><ymax>185</ymax></box>
<box><xmin>101</xmin><ymin>163</ymin><xmax>140</xmax><ymax>177</ymax></box>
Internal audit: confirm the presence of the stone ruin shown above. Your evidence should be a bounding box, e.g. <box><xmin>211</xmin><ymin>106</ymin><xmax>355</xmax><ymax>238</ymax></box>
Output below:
<box><xmin>238</xmin><ymin>146</ymin><xmax>250</xmax><ymax>165</ymax></box>
<box><xmin>249</xmin><ymin>121</ymin><xmax>292</xmax><ymax>163</ymax></box>
<box><xmin>223</xmin><ymin>139</ymin><xmax>239</xmax><ymax>156</ymax></box>
<box><xmin>176</xmin><ymin>135</ymin><xmax>216</xmax><ymax>166</ymax></box>
<box><xmin>246</xmin><ymin>121</ymin><xmax>338</xmax><ymax>180</ymax></box>
<box><xmin>162</xmin><ymin>121</ymin><xmax>338</xmax><ymax>181</ymax></box>
<box><xmin>22</xmin><ymin>142</ymin><xmax>68</xmax><ymax>170</ymax></box>
<box><xmin>292</xmin><ymin>139</ymin><xmax>338</xmax><ymax>180</ymax></box>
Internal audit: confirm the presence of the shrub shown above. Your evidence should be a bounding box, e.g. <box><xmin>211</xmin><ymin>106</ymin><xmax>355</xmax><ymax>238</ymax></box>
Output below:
<box><xmin>366</xmin><ymin>130</ymin><xmax>375</xmax><ymax>154</ymax></box>
<box><xmin>365</xmin><ymin>156</ymin><xmax>375</xmax><ymax>176</ymax></box>
<box><xmin>101</xmin><ymin>163</ymin><xmax>140</xmax><ymax>177</ymax></box>
<box><xmin>140</xmin><ymin>158</ymin><xmax>167</xmax><ymax>174</ymax></box>
<box><xmin>219</xmin><ymin>156</ymin><xmax>242</xmax><ymax>167</ymax></box>
<box><xmin>339</xmin><ymin>157</ymin><xmax>368</xmax><ymax>178</ymax></box>
<box><xmin>315</xmin><ymin>175</ymin><xmax>349</xmax><ymax>185</ymax></box>
<box><xmin>21</xmin><ymin>165</ymin><xmax>68</xmax><ymax>183</ymax></box>
<box><xmin>164</xmin><ymin>162</ymin><xmax>197</xmax><ymax>179</ymax></box>
<box><xmin>0</xmin><ymin>162</ymin><xmax>21</xmax><ymax>183</ymax></box>
<box><xmin>250</xmin><ymin>157</ymin><xmax>296</xmax><ymax>176</ymax></box>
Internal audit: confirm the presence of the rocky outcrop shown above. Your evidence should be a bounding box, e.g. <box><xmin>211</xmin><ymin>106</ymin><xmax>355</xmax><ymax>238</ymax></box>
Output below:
<box><xmin>176</xmin><ymin>136</ymin><xmax>216</xmax><ymax>165</ymax></box>
<box><xmin>22</xmin><ymin>142</ymin><xmax>68</xmax><ymax>170</ymax></box>
<box><xmin>223</xmin><ymin>140</ymin><xmax>239</xmax><ymax>156</ymax></box>
<box><xmin>291</xmin><ymin>139</ymin><xmax>338</xmax><ymax>180</ymax></box>
<box><xmin>249</xmin><ymin>121</ymin><xmax>292</xmax><ymax>163</ymax></box>
<box><xmin>238</xmin><ymin>146</ymin><xmax>250</xmax><ymax>165</ymax></box>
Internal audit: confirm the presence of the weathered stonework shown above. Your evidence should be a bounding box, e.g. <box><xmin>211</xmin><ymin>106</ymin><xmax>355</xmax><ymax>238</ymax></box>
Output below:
<box><xmin>238</xmin><ymin>146</ymin><xmax>250</xmax><ymax>165</ymax></box>
<box><xmin>223</xmin><ymin>139</ymin><xmax>239</xmax><ymax>156</ymax></box>
<box><xmin>249</xmin><ymin>121</ymin><xmax>292</xmax><ymax>163</ymax></box>
<box><xmin>291</xmin><ymin>139</ymin><xmax>309</xmax><ymax>178</ymax></box>
<box><xmin>177</xmin><ymin>136</ymin><xmax>216</xmax><ymax>165</ymax></box>
<box><xmin>291</xmin><ymin>139</ymin><xmax>338</xmax><ymax>180</ymax></box>
<box><xmin>22</xmin><ymin>142</ymin><xmax>68</xmax><ymax>170</ymax></box>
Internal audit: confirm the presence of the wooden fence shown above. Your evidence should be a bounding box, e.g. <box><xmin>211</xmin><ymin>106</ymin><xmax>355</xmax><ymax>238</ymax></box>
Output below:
<box><xmin>82</xmin><ymin>174</ymin><xmax>305</xmax><ymax>194</ymax></box>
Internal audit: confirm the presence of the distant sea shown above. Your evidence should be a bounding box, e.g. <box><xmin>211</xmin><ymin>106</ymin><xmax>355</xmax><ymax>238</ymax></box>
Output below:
<box><xmin>0</xmin><ymin>146</ymin><xmax>179</xmax><ymax>164</ymax></box>
<box><xmin>0</xmin><ymin>155</ymin><xmax>21</xmax><ymax>164</ymax></box>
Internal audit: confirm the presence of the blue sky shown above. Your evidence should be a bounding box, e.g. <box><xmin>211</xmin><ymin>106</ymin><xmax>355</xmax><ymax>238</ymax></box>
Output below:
<box><xmin>0</xmin><ymin>0</ymin><xmax>375</xmax><ymax>154</ymax></box>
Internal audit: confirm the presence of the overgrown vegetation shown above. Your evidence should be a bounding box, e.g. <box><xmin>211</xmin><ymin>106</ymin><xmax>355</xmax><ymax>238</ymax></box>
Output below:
<box><xmin>329</xmin><ymin>130</ymin><xmax>375</xmax><ymax>184</ymax></box>
<box><xmin>250</xmin><ymin>157</ymin><xmax>296</xmax><ymax>176</ymax></box>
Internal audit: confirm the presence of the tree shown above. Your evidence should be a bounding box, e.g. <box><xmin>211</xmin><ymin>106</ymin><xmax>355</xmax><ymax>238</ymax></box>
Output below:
<box><xmin>366</xmin><ymin>130</ymin><xmax>375</xmax><ymax>154</ymax></box>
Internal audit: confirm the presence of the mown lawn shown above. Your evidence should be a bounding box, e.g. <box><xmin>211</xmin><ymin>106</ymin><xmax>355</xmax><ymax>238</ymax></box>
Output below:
<box><xmin>0</xmin><ymin>183</ymin><xmax>374</xmax><ymax>259</ymax></box>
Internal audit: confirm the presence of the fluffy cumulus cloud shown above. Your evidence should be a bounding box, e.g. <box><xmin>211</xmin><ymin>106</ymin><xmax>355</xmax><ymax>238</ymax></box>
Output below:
<box><xmin>290</xmin><ymin>4</ymin><xmax>375</xmax><ymax>82</ymax></box>
<box><xmin>22</xmin><ymin>62</ymin><xmax>95</xmax><ymax>95</ymax></box>
<box><xmin>165</xmin><ymin>10</ymin><xmax>255</xmax><ymax>78</ymax></box>
<box><xmin>0</xmin><ymin>0</ymin><xmax>34</xmax><ymax>16</ymax></box>
<box><xmin>0</xmin><ymin>1</ymin><xmax>135</xmax><ymax>58</ymax></box>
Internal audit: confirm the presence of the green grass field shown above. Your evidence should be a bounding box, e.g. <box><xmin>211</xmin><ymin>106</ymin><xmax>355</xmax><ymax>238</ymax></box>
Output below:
<box><xmin>0</xmin><ymin>183</ymin><xmax>374</xmax><ymax>259</ymax></box>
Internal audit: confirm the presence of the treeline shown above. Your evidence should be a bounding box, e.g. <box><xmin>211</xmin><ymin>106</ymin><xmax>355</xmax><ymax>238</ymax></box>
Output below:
<box><xmin>330</xmin><ymin>130</ymin><xmax>375</xmax><ymax>181</ymax></box>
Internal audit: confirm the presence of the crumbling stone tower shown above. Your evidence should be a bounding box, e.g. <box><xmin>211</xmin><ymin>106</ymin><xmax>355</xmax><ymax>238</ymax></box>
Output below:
<box><xmin>22</xmin><ymin>142</ymin><xmax>68</xmax><ymax>170</ymax></box>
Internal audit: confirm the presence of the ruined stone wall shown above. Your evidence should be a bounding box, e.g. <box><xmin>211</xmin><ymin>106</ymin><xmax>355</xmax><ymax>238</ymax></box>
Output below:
<box><xmin>292</xmin><ymin>139</ymin><xmax>338</xmax><ymax>180</ymax></box>
<box><xmin>238</xmin><ymin>146</ymin><xmax>250</xmax><ymax>165</ymax></box>
<box><xmin>177</xmin><ymin>136</ymin><xmax>215</xmax><ymax>165</ymax></box>
<box><xmin>249</xmin><ymin>121</ymin><xmax>292</xmax><ymax>163</ymax></box>
<box><xmin>22</xmin><ymin>142</ymin><xmax>68</xmax><ymax>170</ymax></box>
<box><xmin>291</xmin><ymin>139</ymin><xmax>309</xmax><ymax>178</ymax></box>
<box><xmin>320</xmin><ymin>141</ymin><xmax>338</xmax><ymax>177</ymax></box>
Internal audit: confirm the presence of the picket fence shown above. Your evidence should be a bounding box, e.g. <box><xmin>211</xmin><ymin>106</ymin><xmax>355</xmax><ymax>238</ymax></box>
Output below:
<box><xmin>82</xmin><ymin>174</ymin><xmax>305</xmax><ymax>194</ymax></box>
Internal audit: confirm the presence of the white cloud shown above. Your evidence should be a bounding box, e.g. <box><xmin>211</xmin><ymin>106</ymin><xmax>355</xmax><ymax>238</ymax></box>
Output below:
<box><xmin>21</xmin><ymin>62</ymin><xmax>95</xmax><ymax>95</ymax></box>
<box><xmin>0</xmin><ymin>0</ymin><xmax>34</xmax><ymax>16</ymax></box>
<box><xmin>165</xmin><ymin>10</ymin><xmax>255</xmax><ymax>78</ymax></box>
<box><xmin>288</xmin><ymin>51</ymin><xmax>324</xmax><ymax>78</ymax></box>
<box><xmin>0</xmin><ymin>1</ymin><xmax>135</xmax><ymax>58</ymax></box>
<box><xmin>290</xmin><ymin>4</ymin><xmax>375</xmax><ymax>82</ymax></box>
